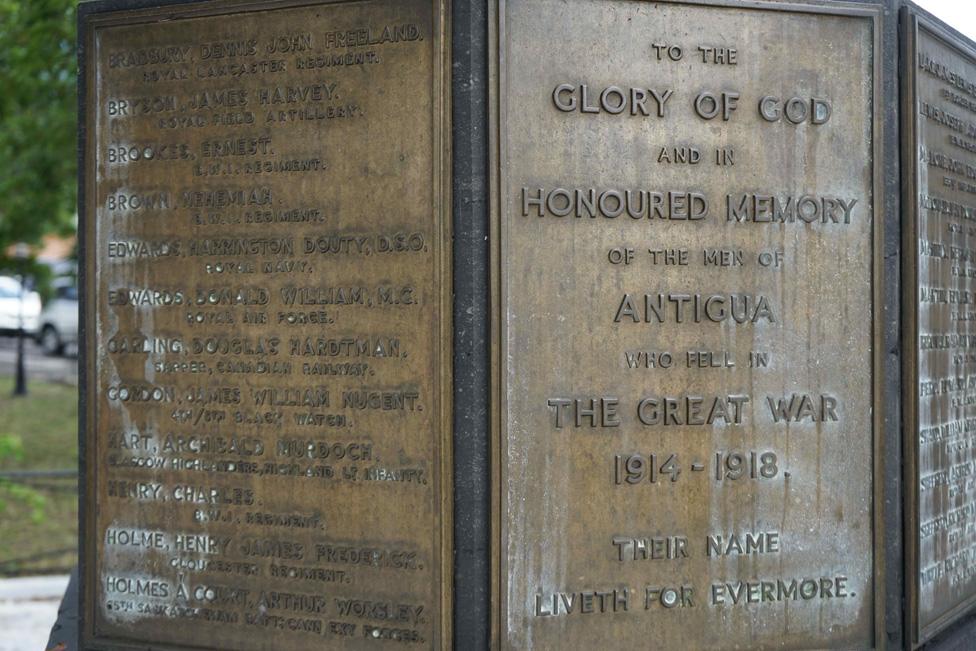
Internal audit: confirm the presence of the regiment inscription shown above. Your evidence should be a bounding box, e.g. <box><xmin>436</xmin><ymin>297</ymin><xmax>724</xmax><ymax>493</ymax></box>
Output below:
<box><xmin>904</xmin><ymin>8</ymin><xmax>976</xmax><ymax>645</ymax></box>
<box><xmin>82</xmin><ymin>1</ymin><xmax>450</xmax><ymax>649</ymax></box>
<box><xmin>494</xmin><ymin>1</ymin><xmax>881</xmax><ymax>648</ymax></box>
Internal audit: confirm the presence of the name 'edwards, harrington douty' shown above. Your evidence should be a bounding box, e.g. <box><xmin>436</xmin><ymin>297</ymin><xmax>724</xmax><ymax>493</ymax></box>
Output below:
<box><xmin>519</xmin><ymin>186</ymin><xmax>858</xmax><ymax>224</ymax></box>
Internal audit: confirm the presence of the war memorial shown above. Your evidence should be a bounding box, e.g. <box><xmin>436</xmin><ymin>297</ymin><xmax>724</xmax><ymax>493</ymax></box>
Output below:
<box><xmin>64</xmin><ymin>0</ymin><xmax>976</xmax><ymax>648</ymax></box>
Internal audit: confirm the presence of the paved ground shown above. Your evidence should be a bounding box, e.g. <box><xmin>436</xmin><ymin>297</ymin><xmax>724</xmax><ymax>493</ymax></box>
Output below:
<box><xmin>0</xmin><ymin>336</ymin><xmax>76</xmax><ymax>386</ymax></box>
<box><xmin>0</xmin><ymin>575</ymin><xmax>69</xmax><ymax>651</ymax></box>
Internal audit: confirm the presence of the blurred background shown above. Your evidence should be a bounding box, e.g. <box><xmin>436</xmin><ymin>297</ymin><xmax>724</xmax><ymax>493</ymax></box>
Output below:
<box><xmin>0</xmin><ymin>1</ymin><xmax>77</xmax><ymax>649</ymax></box>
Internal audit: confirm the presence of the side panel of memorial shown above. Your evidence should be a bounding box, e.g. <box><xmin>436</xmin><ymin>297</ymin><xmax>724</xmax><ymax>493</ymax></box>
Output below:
<box><xmin>491</xmin><ymin>0</ymin><xmax>884</xmax><ymax>649</ymax></box>
<box><xmin>902</xmin><ymin>6</ymin><xmax>976</xmax><ymax>647</ymax></box>
<box><xmin>79</xmin><ymin>1</ymin><xmax>452</xmax><ymax>649</ymax></box>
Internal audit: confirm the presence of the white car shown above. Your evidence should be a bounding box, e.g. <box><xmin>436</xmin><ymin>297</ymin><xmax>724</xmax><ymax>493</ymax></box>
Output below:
<box><xmin>37</xmin><ymin>281</ymin><xmax>78</xmax><ymax>356</ymax></box>
<box><xmin>0</xmin><ymin>276</ymin><xmax>41</xmax><ymax>336</ymax></box>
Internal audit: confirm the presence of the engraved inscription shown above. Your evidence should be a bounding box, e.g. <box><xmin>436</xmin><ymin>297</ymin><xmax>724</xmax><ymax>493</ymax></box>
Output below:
<box><xmin>84</xmin><ymin>1</ymin><xmax>448</xmax><ymax>649</ymax></box>
<box><xmin>497</xmin><ymin>2</ymin><xmax>878</xmax><ymax>649</ymax></box>
<box><xmin>909</xmin><ymin>16</ymin><xmax>976</xmax><ymax>638</ymax></box>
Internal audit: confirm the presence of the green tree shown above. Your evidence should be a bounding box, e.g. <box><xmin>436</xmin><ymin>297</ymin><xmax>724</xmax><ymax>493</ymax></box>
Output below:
<box><xmin>0</xmin><ymin>0</ymin><xmax>77</xmax><ymax>267</ymax></box>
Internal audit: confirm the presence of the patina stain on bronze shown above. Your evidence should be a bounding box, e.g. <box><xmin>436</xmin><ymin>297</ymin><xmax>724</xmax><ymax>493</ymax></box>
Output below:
<box><xmin>903</xmin><ymin>7</ymin><xmax>976</xmax><ymax>646</ymax></box>
<box><xmin>492</xmin><ymin>0</ymin><xmax>883</xmax><ymax>648</ymax></box>
<box><xmin>81</xmin><ymin>1</ymin><xmax>451</xmax><ymax>649</ymax></box>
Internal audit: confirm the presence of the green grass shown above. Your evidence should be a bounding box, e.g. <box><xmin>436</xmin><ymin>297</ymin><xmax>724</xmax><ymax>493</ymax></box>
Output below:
<box><xmin>0</xmin><ymin>375</ymin><xmax>78</xmax><ymax>575</ymax></box>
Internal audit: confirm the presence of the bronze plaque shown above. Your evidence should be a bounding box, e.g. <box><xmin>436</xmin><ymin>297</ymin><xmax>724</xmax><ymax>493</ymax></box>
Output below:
<box><xmin>903</xmin><ymin>8</ymin><xmax>976</xmax><ymax>645</ymax></box>
<box><xmin>81</xmin><ymin>1</ymin><xmax>450</xmax><ymax>649</ymax></box>
<box><xmin>492</xmin><ymin>0</ymin><xmax>882</xmax><ymax>648</ymax></box>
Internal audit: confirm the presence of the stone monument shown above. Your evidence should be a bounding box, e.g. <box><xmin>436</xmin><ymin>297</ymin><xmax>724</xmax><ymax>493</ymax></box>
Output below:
<box><xmin>66</xmin><ymin>0</ymin><xmax>976</xmax><ymax>649</ymax></box>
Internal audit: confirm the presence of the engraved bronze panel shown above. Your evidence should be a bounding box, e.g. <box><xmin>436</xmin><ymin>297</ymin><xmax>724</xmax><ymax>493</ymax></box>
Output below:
<box><xmin>491</xmin><ymin>0</ymin><xmax>883</xmax><ymax>648</ymax></box>
<box><xmin>81</xmin><ymin>1</ymin><xmax>451</xmax><ymax>649</ymax></box>
<box><xmin>903</xmin><ymin>7</ymin><xmax>976</xmax><ymax>646</ymax></box>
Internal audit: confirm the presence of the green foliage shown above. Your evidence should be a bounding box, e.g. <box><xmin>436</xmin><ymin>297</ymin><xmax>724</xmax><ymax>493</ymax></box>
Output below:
<box><xmin>0</xmin><ymin>377</ymin><xmax>76</xmax><ymax>572</ymax></box>
<box><xmin>0</xmin><ymin>434</ymin><xmax>24</xmax><ymax>463</ymax></box>
<box><xmin>0</xmin><ymin>0</ymin><xmax>78</xmax><ymax>252</ymax></box>
<box><xmin>0</xmin><ymin>435</ymin><xmax>47</xmax><ymax>525</ymax></box>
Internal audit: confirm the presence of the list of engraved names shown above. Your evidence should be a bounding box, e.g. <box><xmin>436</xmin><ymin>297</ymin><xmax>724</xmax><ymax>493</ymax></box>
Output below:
<box><xmin>912</xmin><ymin>21</ymin><xmax>976</xmax><ymax>634</ymax></box>
<box><xmin>85</xmin><ymin>1</ymin><xmax>448</xmax><ymax>649</ymax></box>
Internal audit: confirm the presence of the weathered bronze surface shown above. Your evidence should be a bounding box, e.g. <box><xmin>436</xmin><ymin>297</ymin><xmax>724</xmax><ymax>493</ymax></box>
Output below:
<box><xmin>903</xmin><ymin>7</ymin><xmax>976</xmax><ymax>646</ymax></box>
<box><xmin>81</xmin><ymin>1</ymin><xmax>451</xmax><ymax>649</ymax></box>
<box><xmin>492</xmin><ymin>0</ymin><xmax>883</xmax><ymax>648</ymax></box>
